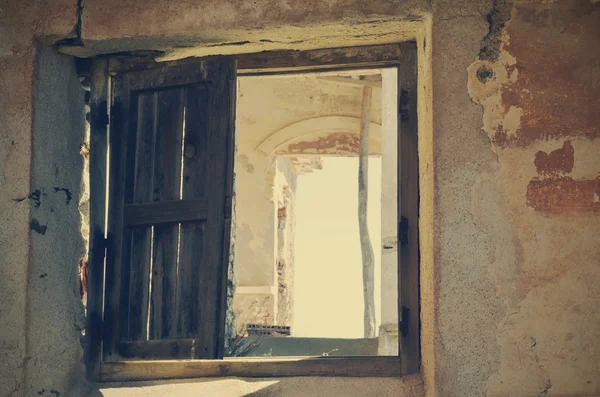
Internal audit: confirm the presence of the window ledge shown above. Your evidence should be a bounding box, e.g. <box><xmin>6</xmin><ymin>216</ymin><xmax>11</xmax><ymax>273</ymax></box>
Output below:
<box><xmin>100</xmin><ymin>356</ymin><xmax>402</xmax><ymax>382</ymax></box>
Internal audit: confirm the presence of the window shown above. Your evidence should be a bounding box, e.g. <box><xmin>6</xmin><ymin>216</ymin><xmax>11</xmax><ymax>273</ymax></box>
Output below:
<box><xmin>85</xmin><ymin>43</ymin><xmax>419</xmax><ymax>381</ymax></box>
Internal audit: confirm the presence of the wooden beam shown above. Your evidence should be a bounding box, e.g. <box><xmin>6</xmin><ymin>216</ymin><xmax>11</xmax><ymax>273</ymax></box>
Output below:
<box><xmin>359</xmin><ymin>85</ymin><xmax>376</xmax><ymax>339</ymax></box>
<box><xmin>238</xmin><ymin>44</ymin><xmax>400</xmax><ymax>75</ymax></box>
<box><xmin>85</xmin><ymin>59</ymin><xmax>109</xmax><ymax>382</ymax></box>
<box><xmin>101</xmin><ymin>356</ymin><xmax>402</xmax><ymax>381</ymax></box>
<box><xmin>107</xmin><ymin>44</ymin><xmax>401</xmax><ymax>75</ymax></box>
<box><xmin>124</xmin><ymin>198</ymin><xmax>209</xmax><ymax>227</ymax></box>
<box><xmin>398</xmin><ymin>42</ymin><xmax>420</xmax><ymax>375</ymax></box>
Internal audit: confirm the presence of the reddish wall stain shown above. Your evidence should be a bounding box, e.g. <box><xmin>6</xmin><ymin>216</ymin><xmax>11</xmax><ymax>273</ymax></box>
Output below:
<box><xmin>534</xmin><ymin>140</ymin><xmax>574</xmax><ymax>177</ymax></box>
<box><xmin>287</xmin><ymin>132</ymin><xmax>361</xmax><ymax>155</ymax></box>
<box><xmin>494</xmin><ymin>1</ymin><xmax>600</xmax><ymax>147</ymax></box>
<box><xmin>526</xmin><ymin>177</ymin><xmax>600</xmax><ymax>214</ymax></box>
<box><xmin>527</xmin><ymin>140</ymin><xmax>600</xmax><ymax>213</ymax></box>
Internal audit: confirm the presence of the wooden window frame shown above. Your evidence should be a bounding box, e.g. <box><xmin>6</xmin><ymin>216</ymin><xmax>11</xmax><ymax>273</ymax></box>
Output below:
<box><xmin>85</xmin><ymin>43</ymin><xmax>420</xmax><ymax>382</ymax></box>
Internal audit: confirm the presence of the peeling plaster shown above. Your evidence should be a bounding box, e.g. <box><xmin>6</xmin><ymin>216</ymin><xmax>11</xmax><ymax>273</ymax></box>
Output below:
<box><xmin>468</xmin><ymin>0</ymin><xmax>600</xmax><ymax>149</ymax></box>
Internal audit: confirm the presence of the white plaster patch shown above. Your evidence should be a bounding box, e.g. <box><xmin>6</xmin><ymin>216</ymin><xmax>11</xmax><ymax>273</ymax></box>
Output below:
<box><xmin>466</xmin><ymin>18</ymin><xmax>520</xmax><ymax>148</ymax></box>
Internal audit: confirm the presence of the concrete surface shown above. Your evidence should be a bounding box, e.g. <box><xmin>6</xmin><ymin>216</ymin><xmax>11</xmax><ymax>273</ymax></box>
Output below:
<box><xmin>249</xmin><ymin>336</ymin><xmax>378</xmax><ymax>357</ymax></box>
<box><xmin>0</xmin><ymin>3</ymin><xmax>79</xmax><ymax>396</ymax></box>
<box><xmin>87</xmin><ymin>375</ymin><xmax>425</xmax><ymax>397</ymax></box>
<box><xmin>25</xmin><ymin>45</ymin><xmax>87</xmax><ymax>397</ymax></box>
<box><xmin>0</xmin><ymin>0</ymin><xmax>599</xmax><ymax>396</ymax></box>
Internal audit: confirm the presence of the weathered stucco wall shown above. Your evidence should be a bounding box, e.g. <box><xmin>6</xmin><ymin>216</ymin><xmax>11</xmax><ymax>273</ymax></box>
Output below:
<box><xmin>0</xmin><ymin>2</ymin><xmax>79</xmax><ymax>396</ymax></box>
<box><xmin>433</xmin><ymin>0</ymin><xmax>600</xmax><ymax>396</ymax></box>
<box><xmin>25</xmin><ymin>45</ymin><xmax>87</xmax><ymax>397</ymax></box>
<box><xmin>1</xmin><ymin>0</ymin><xmax>599</xmax><ymax>396</ymax></box>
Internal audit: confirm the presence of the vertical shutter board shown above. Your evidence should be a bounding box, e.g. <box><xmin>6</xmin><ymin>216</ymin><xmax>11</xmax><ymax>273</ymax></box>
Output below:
<box><xmin>199</xmin><ymin>59</ymin><xmax>236</xmax><ymax>358</ymax></box>
<box><xmin>127</xmin><ymin>92</ymin><xmax>157</xmax><ymax>341</ymax></box>
<box><xmin>177</xmin><ymin>84</ymin><xmax>210</xmax><ymax>344</ymax></box>
<box><xmin>178</xmin><ymin>223</ymin><xmax>206</xmax><ymax>341</ymax></box>
<box><xmin>150</xmin><ymin>88</ymin><xmax>185</xmax><ymax>340</ymax></box>
<box><xmin>86</xmin><ymin>59</ymin><xmax>108</xmax><ymax>378</ymax></box>
<box><xmin>215</xmin><ymin>60</ymin><xmax>237</xmax><ymax>359</ymax></box>
<box><xmin>104</xmin><ymin>74</ymin><xmax>131</xmax><ymax>361</ymax></box>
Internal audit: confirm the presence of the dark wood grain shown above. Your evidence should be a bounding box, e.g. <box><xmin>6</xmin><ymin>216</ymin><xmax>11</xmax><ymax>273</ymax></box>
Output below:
<box><xmin>198</xmin><ymin>60</ymin><xmax>235</xmax><ymax>358</ymax></box>
<box><xmin>177</xmin><ymin>84</ymin><xmax>210</xmax><ymax>343</ymax></box>
<box><xmin>86</xmin><ymin>59</ymin><xmax>108</xmax><ymax>380</ymax></box>
<box><xmin>150</xmin><ymin>88</ymin><xmax>185</xmax><ymax>340</ymax></box>
<box><xmin>103</xmin><ymin>72</ymin><xmax>132</xmax><ymax>362</ymax></box>
<box><xmin>215</xmin><ymin>60</ymin><xmax>236</xmax><ymax>358</ymax></box>
<box><xmin>398</xmin><ymin>42</ymin><xmax>420</xmax><ymax>375</ymax></box>
<box><xmin>124</xmin><ymin>199</ymin><xmax>208</xmax><ymax>227</ymax></box>
<box><xmin>117</xmin><ymin>339</ymin><xmax>200</xmax><ymax>360</ymax></box>
<box><xmin>237</xmin><ymin>44</ymin><xmax>401</xmax><ymax>75</ymax></box>
<box><xmin>107</xmin><ymin>44</ymin><xmax>401</xmax><ymax>76</ymax></box>
<box><xmin>127</xmin><ymin>92</ymin><xmax>156</xmax><ymax>341</ymax></box>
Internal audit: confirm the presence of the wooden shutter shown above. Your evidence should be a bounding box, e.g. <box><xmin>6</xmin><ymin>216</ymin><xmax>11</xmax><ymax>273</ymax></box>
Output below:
<box><xmin>103</xmin><ymin>59</ymin><xmax>236</xmax><ymax>361</ymax></box>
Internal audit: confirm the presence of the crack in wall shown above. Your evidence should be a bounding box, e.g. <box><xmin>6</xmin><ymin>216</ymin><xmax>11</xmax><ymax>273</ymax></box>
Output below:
<box><xmin>55</xmin><ymin>0</ymin><xmax>84</xmax><ymax>46</ymax></box>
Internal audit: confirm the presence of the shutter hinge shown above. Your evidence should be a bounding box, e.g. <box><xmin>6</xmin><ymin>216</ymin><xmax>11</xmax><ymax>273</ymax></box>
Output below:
<box><xmin>399</xmin><ymin>216</ymin><xmax>409</xmax><ymax>246</ymax></box>
<box><xmin>399</xmin><ymin>306</ymin><xmax>409</xmax><ymax>337</ymax></box>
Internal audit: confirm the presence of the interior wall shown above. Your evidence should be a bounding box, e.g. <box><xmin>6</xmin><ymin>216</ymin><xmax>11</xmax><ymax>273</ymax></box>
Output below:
<box><xmin>0</xmin><ymin>0</ymin><xmax>599</xmax><ymax>396</ymax></box>
<box><xmin>233</xmin><ymin>75</ymin><xmax>383</xmax><ymax>327</ymax></box>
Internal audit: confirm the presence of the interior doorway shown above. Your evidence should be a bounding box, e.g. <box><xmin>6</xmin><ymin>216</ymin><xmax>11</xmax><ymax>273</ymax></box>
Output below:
<box><xmin>229</xmin><ymin>68</ymin><xmax>398</xmax><ymax>357</ymax></box>
<box><xmin>85</xmin><ymin>43</ymin><xmax>420</xmax><ymax>379</ymax></box>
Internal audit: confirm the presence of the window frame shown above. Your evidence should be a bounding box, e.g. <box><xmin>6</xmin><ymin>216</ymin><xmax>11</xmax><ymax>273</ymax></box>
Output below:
<box><xmin>85</xmin><ymin>42</ymin><xmax>420</xmax><ymax>382</ymax></box>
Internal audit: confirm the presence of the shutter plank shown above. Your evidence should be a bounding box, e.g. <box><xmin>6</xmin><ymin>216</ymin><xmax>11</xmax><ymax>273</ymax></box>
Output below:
<box><xmin>214</xmin><ymin>61</ymin><xmax>236</xmax><ymax>358</ymax></box>
<box><xmin>86</xmin><ymin>59</ymin><xmax>108</xmax><ymax>377</ymax></box>
<box><xmin>127</xmin><ymin>92</ymin><xmax>157</xmax><ymax>341</ymax></box>
<box><xmin>104</xmin><ymin>74</ymin><xmax>131</xmax><ymax>361</ymax></box>
<box><xmin>192</xmin><ymin>61</ymin><xmax>235</xmax><ymax>358</ymax></box>
<box><xmin>124</xmin><ymin>198</ymin><xmax>208</xmax><ymax>226</ymax></box>
<box><xmin>151</xmin><ymin>88</ymin><xmax>185</xmax><ymax>340</ymax></box>
<box><xmin>177</xmin><ymin>85</ymin><xmax>209</xmax><ymax>343</ymax></box>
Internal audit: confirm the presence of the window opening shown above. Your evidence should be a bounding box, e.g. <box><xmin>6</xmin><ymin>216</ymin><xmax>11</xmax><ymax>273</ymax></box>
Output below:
<box><xmin>229</xmin><ymin>69</ymin><xmax>398</xmax><ymax>357</ymax></box>
<box><xmin>85</xmin><ymin>43</ymin><xmax>419</xmax><ymax>381</ymax></box>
